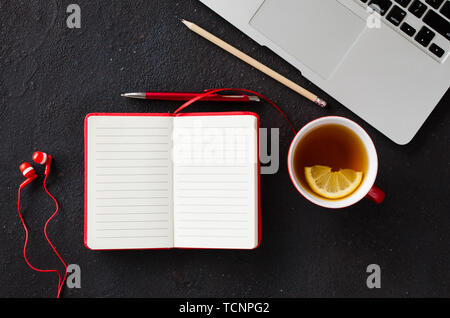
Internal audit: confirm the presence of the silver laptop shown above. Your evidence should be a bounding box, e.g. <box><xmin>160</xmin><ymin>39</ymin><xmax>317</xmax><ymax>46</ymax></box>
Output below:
<box><xmin>199</xmin><ymin>0</ymin><xmax>450</xmax><ymax>144</ymax></box>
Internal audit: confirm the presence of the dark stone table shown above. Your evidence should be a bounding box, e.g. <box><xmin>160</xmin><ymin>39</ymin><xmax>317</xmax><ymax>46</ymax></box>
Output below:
<box><xmin>1</xmin><ymin>0</ymin><xmax>449</xmax><ymax>297</ymax></box>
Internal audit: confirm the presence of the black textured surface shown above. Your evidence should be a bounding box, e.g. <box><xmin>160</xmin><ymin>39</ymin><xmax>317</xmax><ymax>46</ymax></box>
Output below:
<box><xmin>1</xmin><ymin>0</ymin><xmax>449</xmax><ymax>298</ymax></box>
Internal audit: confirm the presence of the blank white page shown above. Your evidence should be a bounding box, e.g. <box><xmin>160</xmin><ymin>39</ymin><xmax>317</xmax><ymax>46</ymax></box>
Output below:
<box><xmin>86</xmin><ymin>115</ymin><xmax>173</xmax><ymax>250</ymax></box>
<box><xmin>172</xmin><ymin>115</ymin><xmax>259</xmax><ymax>249</ymax></box>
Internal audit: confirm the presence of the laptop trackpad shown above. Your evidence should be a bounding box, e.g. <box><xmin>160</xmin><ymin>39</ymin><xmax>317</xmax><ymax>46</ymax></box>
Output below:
<box><xmin>250</xmin><ymin>0</ymin><xmax>366</xmax><ymax>79</ymax></box>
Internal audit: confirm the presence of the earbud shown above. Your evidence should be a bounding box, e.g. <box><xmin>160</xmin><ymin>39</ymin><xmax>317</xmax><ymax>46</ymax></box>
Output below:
<box><xmin>32</xmin><ymin>151</ymin><xmax>49</xmax><ymax>165</ymax></box>
<box><xmin>32</xmin><ymin>151</ymin><xmax>52</xmax><ymax>175</ymax></box>
<box><xmin>20</xmin><ymin>162</ymin><xmax>36</xmax><ymax>178</ymax></box>
<box><xmin>19</xmin><ymin>162</ymin><xmax>37</xmax><ymax>189</ymax></box>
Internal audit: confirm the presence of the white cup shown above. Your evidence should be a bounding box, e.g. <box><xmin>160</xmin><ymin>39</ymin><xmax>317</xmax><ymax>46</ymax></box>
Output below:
<box><xmin>287</xmin><ymin>116</ymin><xmax>384</xmax><ymax>208</ymax></box>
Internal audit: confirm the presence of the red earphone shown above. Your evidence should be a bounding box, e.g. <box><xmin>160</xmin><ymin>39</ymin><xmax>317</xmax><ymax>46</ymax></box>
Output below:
<box><xmin>19</xmin><ymin>162</ymin><xmax>37</xmax><ymax>189</ymax></box>
<box><xmin>17</xmin><ymin>151</ymin><xmax>68</xmax><ymax>298</ymax></box>
<box><xmin>32</xmin><ymin>151</ymin><xmax>52</xmax><ymax>175</ymax></box>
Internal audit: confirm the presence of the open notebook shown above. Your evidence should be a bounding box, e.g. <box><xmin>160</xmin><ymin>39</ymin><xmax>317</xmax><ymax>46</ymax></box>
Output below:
<box><xmin>84</xmin><ymin>113</ymin><xmax>260</xmax><ymax>250</ymax></box>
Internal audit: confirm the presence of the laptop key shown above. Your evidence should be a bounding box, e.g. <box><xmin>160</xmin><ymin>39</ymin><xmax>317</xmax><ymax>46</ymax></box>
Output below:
<box><xmin>387</xmin><ymin>5</ymin><xmax>407</xmax><ymax>25</ymax></box>
<box><xmin>409</xmin><ymin>0</ymin><xmax>428</xmax><ymax>18</ymax></box>
<box><xmin>369</xmin><ymin>0</ymin><xmax>393</xmax><ymax>15</ymax></box>
<box><xmin>415</xmin><ymin>26</ymin><xmax>435</xmax><ymax>46</ymax></box>
<box><xmin>425</xmin><ymin>0</ymin><xmax>444</xmax><ymax>9</ymax></box>
<box><xmin>423</xmin><ymin>9</ymin><xmax>450</xmax><ymax>41</ymax></box>
<box><xmin>429</xmin><ymin>43</ymin><xmax>445</xmax><ymax>57</ymax></box>
<box><xmin>440</xmin><ymin>1</ymin><xmax>450</xmax><ymax>20</ymax></box>
<box><xmin>395</xmin><ymin>0</ymin><xmax>412</xmax><ymax>7</ymax></box>
<box><xmin>400</xmin><ymin>22</ymin><xmax>417</xmax><ymax>36</ymax></box>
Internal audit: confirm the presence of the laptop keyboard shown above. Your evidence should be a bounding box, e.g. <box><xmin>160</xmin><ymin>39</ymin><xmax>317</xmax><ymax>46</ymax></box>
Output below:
<box><xmin>356</xmin><ymin>0</ymin><xmax>450</xmax><ymax>61</ymax></box>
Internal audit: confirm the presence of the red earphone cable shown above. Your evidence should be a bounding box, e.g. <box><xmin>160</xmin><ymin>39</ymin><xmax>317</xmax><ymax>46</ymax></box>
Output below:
<box><xmin>17</xmin><ymin>187</ymin><xmax>62</xmax><ymax>298</ymax></box>
<box><xmin>173</xmin><ymin>88</ymin><xmax>297</xmax><ymax>135</ymax></box>
<box><xmin>42</xmin><ymin>173</ymin><xmax>68</xmax><ymax>298</ymax></box>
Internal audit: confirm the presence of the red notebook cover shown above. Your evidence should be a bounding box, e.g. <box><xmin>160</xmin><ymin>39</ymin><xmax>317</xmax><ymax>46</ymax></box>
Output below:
<box><xmin>84</xmin><ymin>112</ymin><xmax>261</xmax><ymax>250</ymax></box>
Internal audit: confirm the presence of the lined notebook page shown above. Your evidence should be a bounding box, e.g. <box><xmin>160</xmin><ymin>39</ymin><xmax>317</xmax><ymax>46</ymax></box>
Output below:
<box><xmin>172</xmin><ymin>115</ymin><xmax>259</xmax><ymax>249</ymax></box>
<box><xmin>86</xmin><ymin>115</ymin><xmax>174</xmax><ymax>249</ymax></box>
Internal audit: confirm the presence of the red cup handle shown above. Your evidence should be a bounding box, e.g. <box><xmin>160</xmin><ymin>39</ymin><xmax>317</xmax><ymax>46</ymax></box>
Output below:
<box><xmin>365</xmin><ymin>185</ymin><xmax>385</xmax><ymax>204</ymax></box>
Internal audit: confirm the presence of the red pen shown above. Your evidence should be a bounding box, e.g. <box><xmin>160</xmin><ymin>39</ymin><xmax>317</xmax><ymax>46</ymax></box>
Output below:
<box><xmin>121</xmin><ymin>91</ymin><xmax>260</xmax><ymax>102</ymax></box>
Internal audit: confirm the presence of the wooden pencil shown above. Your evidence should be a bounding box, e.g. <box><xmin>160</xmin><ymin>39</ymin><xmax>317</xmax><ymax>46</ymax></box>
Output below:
<box><xmin>181</xmin><ymin>19</ymin><xmax>326</xmax><ymax>108</ymax></box>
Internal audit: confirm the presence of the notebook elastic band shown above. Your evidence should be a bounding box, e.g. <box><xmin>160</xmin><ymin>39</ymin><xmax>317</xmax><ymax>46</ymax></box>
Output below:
<box><xmin>173</xmin><ymin>88</ymin><xmax>297</xmax><ymax>135</ymax></box>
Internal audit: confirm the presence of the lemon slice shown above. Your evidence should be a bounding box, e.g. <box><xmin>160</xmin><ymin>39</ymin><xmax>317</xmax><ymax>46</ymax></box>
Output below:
<box><xmin>304</xmin><ymin>165</ymin><xmax>363</xmax><ymax>199</ymax></box>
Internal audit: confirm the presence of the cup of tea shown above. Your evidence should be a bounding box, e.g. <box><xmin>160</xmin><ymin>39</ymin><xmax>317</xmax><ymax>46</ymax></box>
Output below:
<box><xmin>287</xmin><ymin>116</ymin><xmax>385</xmax><ymax>208</ymax></box>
